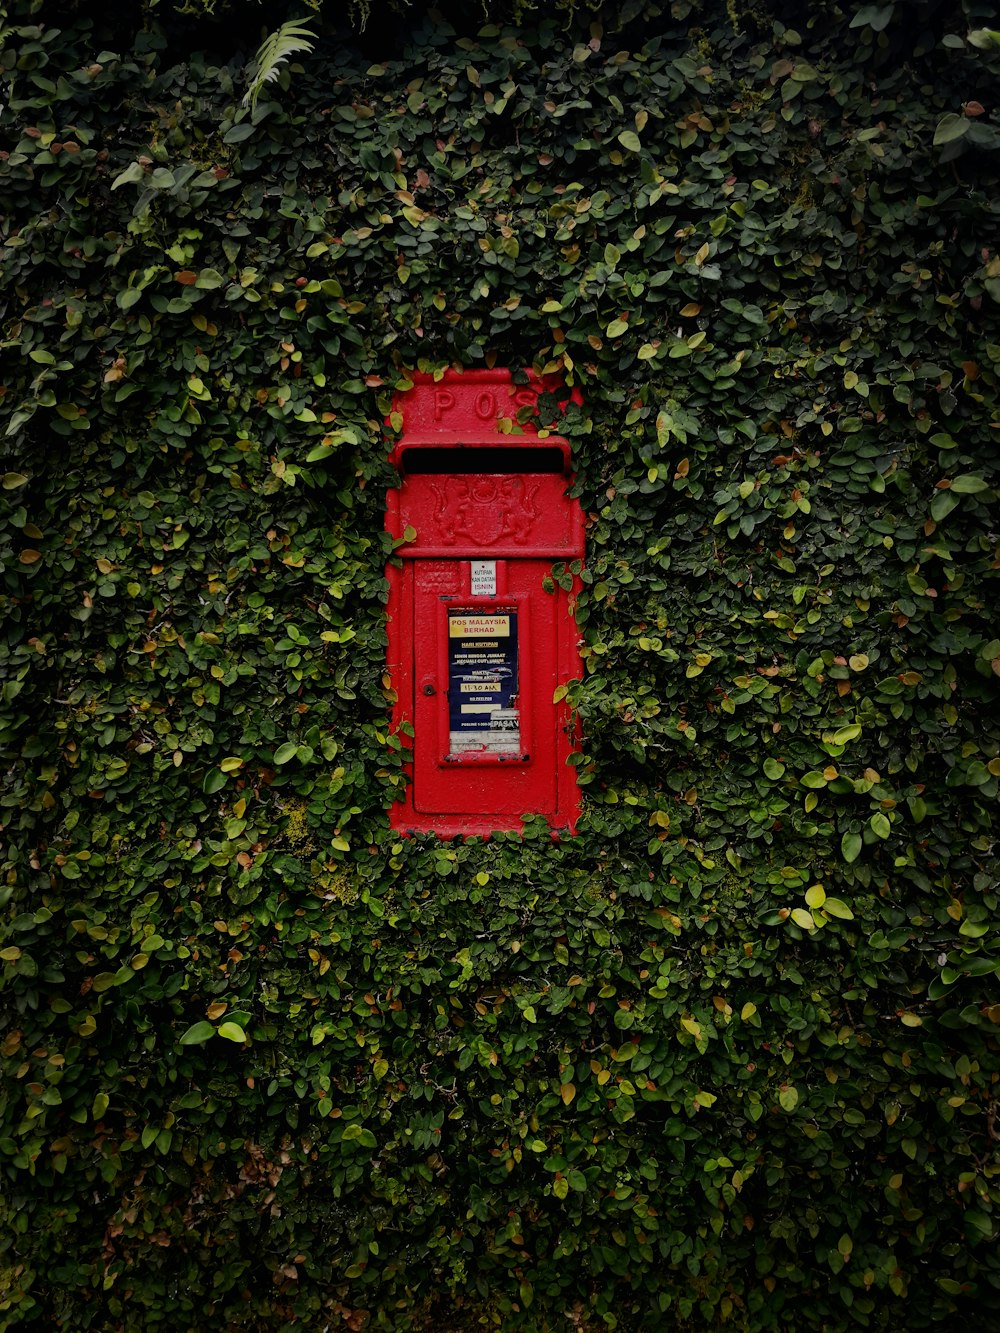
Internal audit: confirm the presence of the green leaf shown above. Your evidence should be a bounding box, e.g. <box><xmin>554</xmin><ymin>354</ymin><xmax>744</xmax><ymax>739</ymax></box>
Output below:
<box><xmin>273</xmin><ymin>742</ymin><xmax>299</xmax><ymax>765</ymax></box>
<box><xmin>959</xmin><ymin>920</ymin><xmax>989</xmax><ymax>938</ymax></box>
<box><xmin>841</xmin><ymin>831</ymin><xmax>863</xmax><ymax>863</ymax></box>
<box><xmin>179</xmin><ymin>1021</ymin><xmax>215</xmax><ymax>1045</ymax></box>
<box><xmin>949</xmin><ymin>474</ymin><xmax>989</xmax><ymax>494</ymax></box>
<box><xmin>203</xmin><ymin>768</ymin><xmax>227</xmax><ymax>794</ymax></box>
<box><xmin>111</xmin><ymin>161</ymin><xmax>145</xmax><ymax>190</ymax></box>
<box><xmin>832</xmin><ymin>723</ymin><xmax>862</xmax><ymax>744</ymax></box>
<box><xmin>870</xmin><ymin>812</ymin><xmax>891</xmax><ymax>839</ymax></box>
<box><xmin>822</xmin><ymin>897</ymin><xmax>854</xmax><ymax>920</ymax></box>
<box><xmin>224</xmin><ymin>121</ymin><xmax>256</xmax><ymax>143</ymax></box>
<box><xmin>930</xmin><ymin>489</ymin><xmax>960</xmax><ymax>521</ymax></box>
<box><xmin>790</xmin><ymin>908</ymin><xmax>815</xmax><ymax>930</ymax></box>
<box><xmin>617</xmin><ymin>130</ymin><xmax>642</xmax><ymax>153</ymax></box>
<box><xmin>848</xmin><ymin>4</ymin><xmax>894</xmax><ymax>32</ymax></box>
<box><xmin>933</xmin><ymin>114</ymin><xmax>970</xmax><ymax>147</ymax></box>
<box><xmin>217</xmin><ymin>1022</ymin><xmax>247</xmax><ymax>1042</ymax></box>
<box><xmin>963</xmin><ymin>1208</ymin><xmax>993</xmax><ymax>1240</ymax></box>
<box><xmin>763</xmin><ymin>758</ymin><xmax>785</xmax><ymax>779</ymax></box>
<box><xmin>778</xmin><ymin>1084</ymin><xmax>799</xmax><ymax>1111</ymax></box>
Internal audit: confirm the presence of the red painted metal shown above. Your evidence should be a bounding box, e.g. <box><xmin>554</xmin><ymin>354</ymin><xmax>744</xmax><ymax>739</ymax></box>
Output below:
<box><xmin>385</xmin><ymin>369</ymin><xmax>584</xmax><ymax>837</ymax></box>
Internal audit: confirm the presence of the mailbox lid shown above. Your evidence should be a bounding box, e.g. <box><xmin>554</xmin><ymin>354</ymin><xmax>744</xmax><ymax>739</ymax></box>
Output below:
<box><xmin>387</xmin><ymin>367</ymin><xmax>578</xmax><ymax>451</ymax></box>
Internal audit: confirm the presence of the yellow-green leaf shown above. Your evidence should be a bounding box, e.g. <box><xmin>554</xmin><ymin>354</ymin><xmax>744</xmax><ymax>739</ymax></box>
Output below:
<box><xmin>822</xmin><ymin>897</ymin><xmax>854</xmax><ymax>920</ymax></box>
<box><xmin>778</xmin><ymin>1084</ymin><xmax>799</xmax><ymax>1111</ymax></box>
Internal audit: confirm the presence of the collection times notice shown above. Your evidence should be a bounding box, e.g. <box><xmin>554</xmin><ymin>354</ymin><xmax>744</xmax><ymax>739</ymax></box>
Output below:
<box><xmin>447</xmin><ymin>611</ymin><xmax>520</xmax><ymax>753</ymax></box>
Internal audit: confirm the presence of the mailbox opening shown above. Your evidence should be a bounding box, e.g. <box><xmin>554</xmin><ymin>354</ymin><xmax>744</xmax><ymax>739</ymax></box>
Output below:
<box><xmin>385</xmin><ymin>369</ymin><xmax>583</xmax><ymax>838</ymax></box>
<box><xmin>400</xmin><ymin>445</ymin><xmax>567</xmax><ymax>475</ymax></box>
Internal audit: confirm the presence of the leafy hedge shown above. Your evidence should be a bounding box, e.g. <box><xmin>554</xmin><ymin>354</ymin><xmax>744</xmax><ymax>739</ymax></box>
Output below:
<box><xmin>2</xmin><ymin>0</ymin><xmax>1000</xmax><ymax>1328</ymax></box>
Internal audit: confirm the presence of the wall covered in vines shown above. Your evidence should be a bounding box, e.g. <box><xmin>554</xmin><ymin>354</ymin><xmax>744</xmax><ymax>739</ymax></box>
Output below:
<box><xmin>2</xmin><ymin>0</ymin><xmax>999</xmax><ymax>1328</ymax></box>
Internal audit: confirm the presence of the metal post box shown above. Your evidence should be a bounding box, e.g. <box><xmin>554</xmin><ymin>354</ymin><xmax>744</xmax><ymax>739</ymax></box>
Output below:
<box><xmin>385</xmin><ymin>369</ymin><xmax>584</xmax><ymax>837</ymax></box>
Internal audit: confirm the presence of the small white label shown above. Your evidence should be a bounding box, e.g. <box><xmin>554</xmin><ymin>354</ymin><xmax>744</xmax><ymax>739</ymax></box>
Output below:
<box><xmin>470</xmin><ymin>560</ymin><xmax>496</xmax><ymax>597</ymax></box>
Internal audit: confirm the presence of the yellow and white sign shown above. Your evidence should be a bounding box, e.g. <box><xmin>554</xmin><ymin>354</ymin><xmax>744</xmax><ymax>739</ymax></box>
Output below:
<box><xmin>449</xmin><ymin>615</ymin><xmax>510</xmax><ymax>638</ymax></box>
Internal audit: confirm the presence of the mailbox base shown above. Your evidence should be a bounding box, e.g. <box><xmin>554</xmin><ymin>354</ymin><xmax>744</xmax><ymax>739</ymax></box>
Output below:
<box><xmin>392</xmin><ymin>816</ymin><xmax>573</xmax><ymax>841</ymax></box>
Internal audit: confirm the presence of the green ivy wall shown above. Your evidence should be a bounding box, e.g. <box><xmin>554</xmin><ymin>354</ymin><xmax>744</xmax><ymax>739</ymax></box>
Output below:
<box><xmin>2</xmin><ymin>0</ymin><xmax>999</xmax><ymax>1328</ymax></box>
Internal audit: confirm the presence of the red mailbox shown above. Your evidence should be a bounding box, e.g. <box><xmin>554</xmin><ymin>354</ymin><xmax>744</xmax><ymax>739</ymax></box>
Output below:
<box><xmin>385</xmin><ymin>369</ymin><xmax>584</xmax><ymax>837</ymax></box>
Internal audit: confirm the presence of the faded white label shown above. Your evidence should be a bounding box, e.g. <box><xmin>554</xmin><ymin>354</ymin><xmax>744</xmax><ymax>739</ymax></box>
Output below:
<box><xmin>470</xmin><ymin>560</ymin><xmax>496</xmax><ymax>598</ymax></box>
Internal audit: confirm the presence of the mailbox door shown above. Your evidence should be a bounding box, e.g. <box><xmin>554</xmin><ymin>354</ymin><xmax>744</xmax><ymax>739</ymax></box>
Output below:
<box><xmin>412</xmin><ymin>558</ymin><xmax>559</xmax><ymax>817</ymax></box>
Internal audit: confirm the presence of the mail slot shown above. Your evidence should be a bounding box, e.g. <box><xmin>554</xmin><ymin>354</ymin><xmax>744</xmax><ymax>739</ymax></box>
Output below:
<box><xmin>385</xmin><ymin>369</ymin><xmax>584</xmax><ymax>836</ymax></box>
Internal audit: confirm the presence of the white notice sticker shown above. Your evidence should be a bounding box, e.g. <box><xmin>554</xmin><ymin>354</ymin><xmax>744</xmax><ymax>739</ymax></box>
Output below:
<box><xmin>470</xmin><ymin>560</ymin><xmax>496</xmax><ymax>597</ymax></box>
